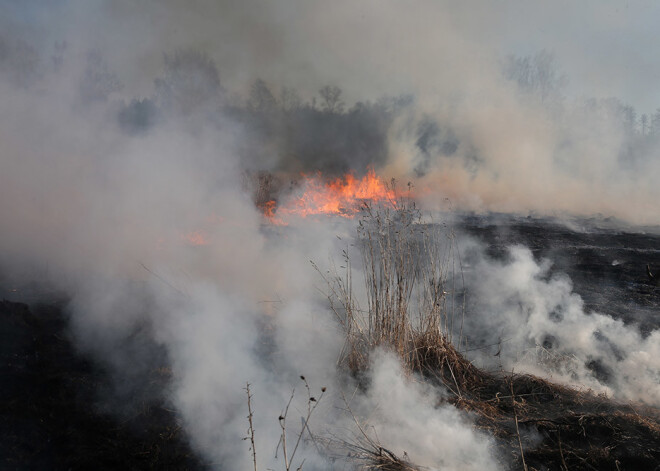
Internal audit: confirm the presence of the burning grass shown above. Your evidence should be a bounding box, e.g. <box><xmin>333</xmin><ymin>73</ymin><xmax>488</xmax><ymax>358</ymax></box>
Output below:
<box><xmin>252</xmin><ymin>168</ymin><xmax>402</xmax><ymax>225</ymax></box>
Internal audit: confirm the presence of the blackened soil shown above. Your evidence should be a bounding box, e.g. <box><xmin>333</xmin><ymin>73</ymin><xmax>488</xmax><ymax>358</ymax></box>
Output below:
<box><xmin>1</xmin><ymin>214</ymin><xmax>658</xmax><ymax>471</ymax></box>
<box><xmin>459</xmin><ymin>214</ymin><xmax>660</xmax><ymax>334</ymax></box>
<box><xmin>412</xmin><ymin>335</ymin><xmax>660</xmax><ymax>471</ymax></box>
<box><xmin>0</xmin><ymin>299</ymin><xmax>208</xmax><ymax>471</ymax></box>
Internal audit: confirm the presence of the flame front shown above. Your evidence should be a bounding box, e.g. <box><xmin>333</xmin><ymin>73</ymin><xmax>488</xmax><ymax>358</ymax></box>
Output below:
<box><xmin>264</xmin><ymin>168</ymin><xmax>398</xmax><ymax>224</ymax></box>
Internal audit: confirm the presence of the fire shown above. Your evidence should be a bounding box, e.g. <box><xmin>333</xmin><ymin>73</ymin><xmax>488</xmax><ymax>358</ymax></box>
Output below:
<box><xmin>182</xmin><ymin>230</ymin><xmax>210</xmax><ymax>246</ymax></box>
<box><xmin>264</xmin><ymin>168</ymin><xmax>399</xmax><ymax>224</ymax></box>
<box><xmin>261</xmin><ymin>200</ymin><xmax>279</xmax><ymax>221</ymax></box>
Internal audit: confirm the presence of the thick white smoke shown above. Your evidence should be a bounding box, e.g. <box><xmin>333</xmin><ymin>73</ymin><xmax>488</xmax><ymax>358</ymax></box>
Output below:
<box><xmin>460</xmin><ymin>241</ymin><xmax>660</xmax><ymax>406</ymax></box>
<box><xmin>348</xmin><ymin>350</ymin><xmax>498</xmax><ymax>471</ymax></box>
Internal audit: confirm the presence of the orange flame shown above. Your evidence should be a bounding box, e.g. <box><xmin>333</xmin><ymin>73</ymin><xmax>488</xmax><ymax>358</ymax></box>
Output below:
<box><xmin>182</xmin><ymin>230</ymin><xmax>210</xmax><ymax>246</ymax></box>
<box><xmin>264</xmin><ymin>168</ymin><xmax>398</xmax><ymax>224</ymax></box>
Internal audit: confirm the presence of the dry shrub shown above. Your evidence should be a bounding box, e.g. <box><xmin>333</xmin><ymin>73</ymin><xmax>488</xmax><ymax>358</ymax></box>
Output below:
<box><xmin>319</xmin><ymin>198</ymin><xmax>464</xmax><ymax>376</ymax></box>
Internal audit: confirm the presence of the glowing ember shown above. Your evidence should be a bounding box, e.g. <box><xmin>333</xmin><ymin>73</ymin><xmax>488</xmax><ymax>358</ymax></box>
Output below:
<box><xmin>182</xmin><ymin>230</ymin><xmax>210</xmax><ymax>246</ymax></box>
<box><xmin>264</xmin><ymin>168</ymin><xmax>398</xmax><ymax>224</ymax></box>
<box><xmin>262</xmin><ymin>200</ymin><xmax>277</xmax><ymax>217</ymax></box>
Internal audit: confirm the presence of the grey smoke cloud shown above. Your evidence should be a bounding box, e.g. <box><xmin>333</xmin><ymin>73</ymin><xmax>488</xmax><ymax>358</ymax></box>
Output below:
<box><xmin>5</xmin><ymin>0</ymin><xmax>660</xmax><ymax>223</ymax></box>
<box><xmin>350</xmin><ymin>350</ymin><xmax>499</xmax><ymax>470</ymax></box>
<box><xmin>1</xmin><ymin>67</ymin><xmax>500</xmax><ymax>465</ymax></box>
<box><xmin>2</xmin><ymin>1</ymin><xmax>659</xmax><ymax>468</ymax></box>
<box><xmin>460</xmin><ymin>241</ymin><xmax>660</xmax><ymax>406</ymax></box>
<box><xmin>15</xmin><ymin>0</ymin><xmax>660</xmax><ymax>109</ymax></box>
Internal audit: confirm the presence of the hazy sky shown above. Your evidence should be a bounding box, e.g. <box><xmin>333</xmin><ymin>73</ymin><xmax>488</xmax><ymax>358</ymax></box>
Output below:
<box><xmin>3</xmin><ymin>0</ymin><xmax>660</xmax><ymax>113</ymax></box>
<box><xmin>493</xmin><ymin>1</ymin><xmax>660</xmax><ymax>113</ymax></box>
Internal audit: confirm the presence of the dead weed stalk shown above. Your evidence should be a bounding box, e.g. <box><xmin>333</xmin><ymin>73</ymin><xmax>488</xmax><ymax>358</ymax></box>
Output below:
<box><xmin>316</xmin><ymin>199</ymin><xmax>466</xmax><ymax>377</ymax></box>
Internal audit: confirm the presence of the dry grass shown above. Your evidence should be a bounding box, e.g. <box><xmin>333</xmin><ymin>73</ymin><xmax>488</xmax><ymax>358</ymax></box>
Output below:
<box><xmin>340</xmin><ymin>327</ymin><xmax>660</xmax><ymax>470</ymax></box>
<box><xmin>318</xmin><ymin>202</ymin><xmax>660</xmax><ymax>471</ymax></box>
<box><xmin>318</xmin><ymin>199</ymin><xmax>464</xmax><ymax>376</ymax></box>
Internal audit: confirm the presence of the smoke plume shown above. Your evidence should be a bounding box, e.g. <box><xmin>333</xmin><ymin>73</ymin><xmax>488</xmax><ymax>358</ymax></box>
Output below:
<box><xmin>1</xmin><ymin>1</ymin><xmax>659</xmax><ymax>468</ymax></box>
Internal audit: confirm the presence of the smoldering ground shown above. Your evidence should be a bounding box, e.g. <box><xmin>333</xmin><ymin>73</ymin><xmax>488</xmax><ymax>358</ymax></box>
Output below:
<box><xmin>458</xmin><ymin>240</ymin><xmax>660</xmax><ymax>406</ymax></box>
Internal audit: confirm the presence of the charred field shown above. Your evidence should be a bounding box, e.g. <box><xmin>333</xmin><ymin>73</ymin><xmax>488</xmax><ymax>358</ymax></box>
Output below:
<box><xmin>0</xmin><ymin>298</ymin><xmax>209</xmax><ymax>471</ymax></box>
<box><xmin>2</xmin><ymin>214</ymin><xmax>659</xmax><ymax>470</ymax></box>
<box><xmin>459</xmin><ymin>214</ymin><xmax>660</xmax><ymax>333</ymax></box>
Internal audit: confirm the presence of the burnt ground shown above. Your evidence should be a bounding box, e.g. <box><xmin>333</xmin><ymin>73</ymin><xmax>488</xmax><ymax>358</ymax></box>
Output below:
<box><xmin>0</xmin><ymin>214</ymin><xmax>658</xmax><ymax>470</ymax></box>
<box><xmin>443</xmin><ymin>346</ymin><xmax>660</xmax><ymax>471</ymax></box>
<box><xmin>0</xmin><ymin>298</ymin><xmax>209</xmax><ymax>470</ymax></box>
<box><xmin>458</xmin><ymin>214</ymin><xmax>660</xmax><ymax>333</ymax></box>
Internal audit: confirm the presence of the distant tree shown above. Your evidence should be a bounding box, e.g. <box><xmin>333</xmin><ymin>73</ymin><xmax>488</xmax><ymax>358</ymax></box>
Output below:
<box><xmin>318</xmin><ymin>85</ymin><xmax>345</xmax><ymax>113</ymax></box>
<box><xmin>51</xmin><ymin>40</ymin><xmax>67</xmax><ymax>72</ymax></box>
<box><xmin>79</xmin><ymin>49</ymin><xmax>123</xmax><ymax>103</ymax></box>
<box><xmin>0</xmin><ymin>34</ymin><xmax>42</xmax><ymax>87</ymax></box>
<box><xmin>651</xmin><ymin>109</ymin><xmax>660</xmax><ymax>136</ymax></box>
<box><xmin>621</xmin><ymin>104</ymin><xmax>637</xmax><ymax>136</ymax></box>
<box><xmin>154</xmin><ymin>49</ymin><xmax>222</xmax><ymax>115</ymax></box>
<box><xmin>377</xmin><ymin>94</ymin><xmax>414</xmax><ymax>112</ymax></box>
<box><xmin>248</xmin><ymin>79</ymin><xmax>277</xmax><ymax>112</ymax></box>
<box><xmin>641</xmin><ymin>114</ymin><xmax>648</xmax><ymax>136</ymax></box>
<box><xmin>581</xmin><ymin>97</ymin><xmax>640</xmax><ymax>136</ymax></box>
<box><xmin>280</xmin><ymin>86</ymin><xmax>301</xmax><ymax>112</ymax></box>
<box><xmin>503</xmin><ymin>50</ymin><xmax>566</xmax><ymax>104</ymax></box>
<box><xmin>118</xmin><ymin>98</ymin><xmax>159</xmax><ymax>135</ymax></box>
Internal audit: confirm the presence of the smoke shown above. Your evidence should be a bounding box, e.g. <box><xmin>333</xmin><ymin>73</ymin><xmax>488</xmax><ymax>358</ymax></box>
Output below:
<box><xmin>1</xmin><ymin>1</ymin><xmax>659</xmax><ymax>468</ymax></box>
<box><xmin>4</xmin><ymin>0</ymin><xmax>660</xmax><ymax>222</ymax></box>
<box><xmin>460</xmin><ymin>241</ymin><xmax>660</xmax><ymax>406</ymax></box>
<box><xmin>0</xmin><ymin>44</ymin><xmax>499</xmax><ymax>471</ymax></box>
<box><xmin>400</xmin><ymin>93</ymin><xmax>660</xmax><ymax>225</ymax></box>
<box><xmin>349</xmin><ymin>350</ymin><xmax>498</xmax><ymax>470</ymax></box>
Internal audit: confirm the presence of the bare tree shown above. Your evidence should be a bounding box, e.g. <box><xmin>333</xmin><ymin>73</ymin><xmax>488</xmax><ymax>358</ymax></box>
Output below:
<box><xmin>0</xmin><ymin>34</ymin><xmax>42</xmax><ymax>87</ymax></box>
<box><xmin>651</xmin><ymin>109</ymin><xmax>660</xmax><ymax>136</ymax></box>
<box><xmin>280</xmin><ymin>86</ymin><xmax>301</xmax><ymax>112</ymax></box>
<box><xmin>79</xmin><ymin>49</ymin><xmax>123</xmax><ymax>103</ymax></box>
<box><xmin>248</xmin><ymin>78</ymin><xmax>277</xmax><ymax>112</ymax></box>
<box><xmin>621</xmin><ymin>104</ymin><xmax>637</xmax><ymax>136</ymax></box>
<box><xmin>503</xmin><ymin>50</ymin><xmax>566</xmax><ymax>104</ymax></box>
<box><xmin>318</xmin><ymin>85</ymin><xmax>345</xmax><ymax>113</ymax></box>
<box><xmin>641</xmin><ymin>114</ymin><xmax>649</xmax><ymax>136</ymax></box>
<box><xmin>154</xmin><ymin>49</ymin><xmax>223</xmax><ymax>115</ymax></box>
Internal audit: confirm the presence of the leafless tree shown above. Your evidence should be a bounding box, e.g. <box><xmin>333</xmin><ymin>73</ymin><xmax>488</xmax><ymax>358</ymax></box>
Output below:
<box><xmin>248</xmin><ymin>78</ymin><xmax>277</xmax><ymax>112</ymax></box>
<box><xmin>318</xmin><ymin>85</ymin><xmax>345</xmax><ymax>113</ymax></box>
<box><xmin>154</xmin><ymin>49</ymin><xmax>223</xmax><ymax>115</ymax></box>
<box><xmin>280</xmin><ymin>86</ymin><xmax>302</xmax><ymax>112</ymax></box>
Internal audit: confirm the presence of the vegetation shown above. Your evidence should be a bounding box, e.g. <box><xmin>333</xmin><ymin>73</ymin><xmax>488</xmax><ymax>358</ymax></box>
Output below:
<box><xmin>311</xmin><ymin>202</ymin><xmax>660</xmax><ymax>470</ymax></box>
<box><xmin>4</xmin><ymin>35</ymin><xmax>660</xmax><ymax>178</ymax></box>
<box><xmin>316</xmin><ymin>199</ymin><xmax>463</xmax><ymax>375</ymax></box>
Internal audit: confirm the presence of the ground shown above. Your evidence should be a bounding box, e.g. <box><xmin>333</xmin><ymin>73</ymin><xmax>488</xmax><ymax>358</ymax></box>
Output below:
<box><xmin>1</xmin><ymin>215</ymin><xmax>659</xmax><ymax>470</ymax></box>
<box><xmin>0</xmin><ymin>299</ymin><xmax>208</xmax><ymax>470</ymax></box>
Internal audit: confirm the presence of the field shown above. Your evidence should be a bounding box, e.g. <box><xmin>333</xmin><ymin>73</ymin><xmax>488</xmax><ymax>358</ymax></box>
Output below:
<box><xmin>2</xmin><ymin>214</ymin><xmax>658</xmax><ymax>470</ymax></box>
